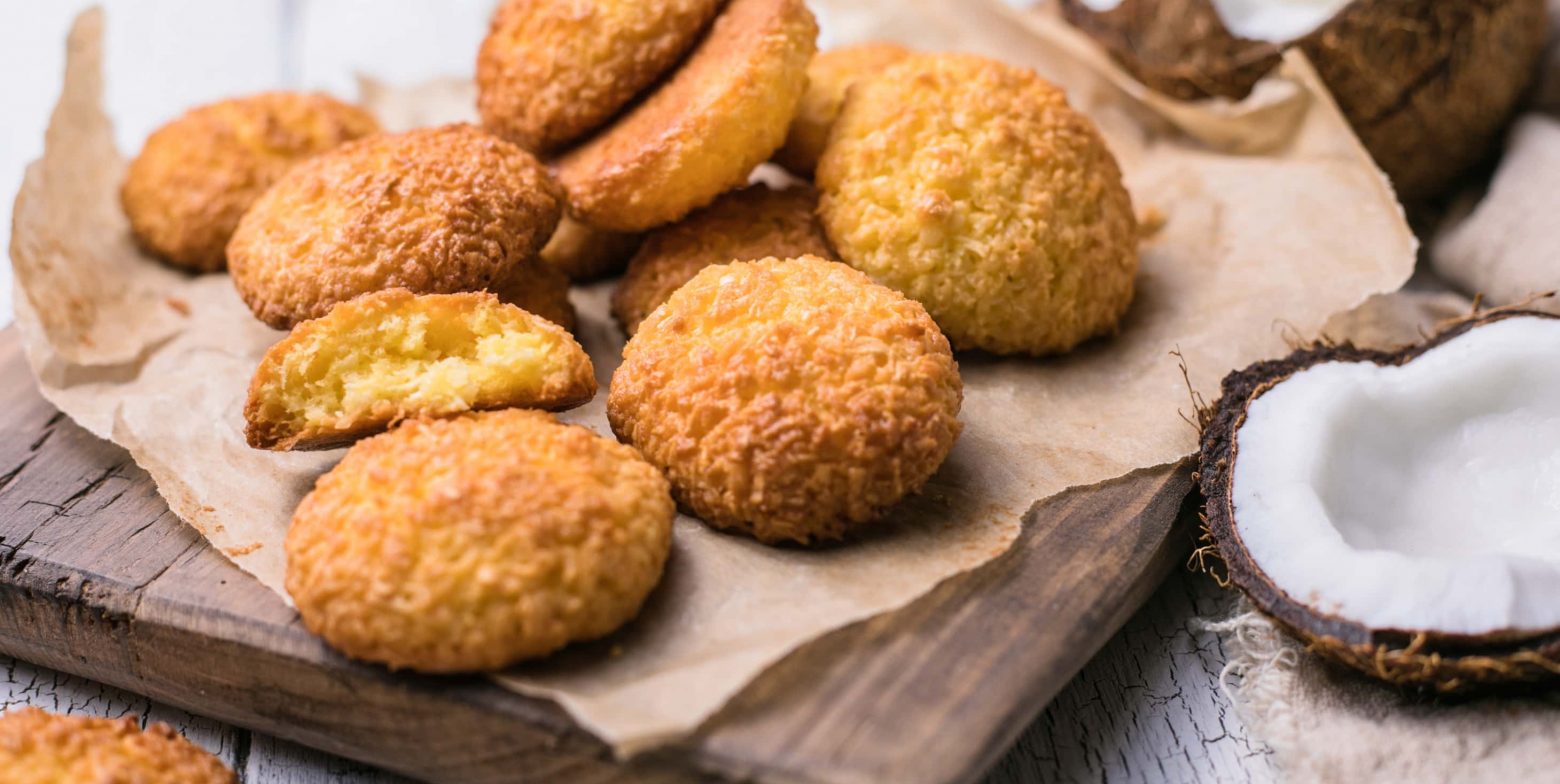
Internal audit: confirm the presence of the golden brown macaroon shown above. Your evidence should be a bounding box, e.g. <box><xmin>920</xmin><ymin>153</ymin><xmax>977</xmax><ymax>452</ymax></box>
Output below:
<box><xmin>490</xmin><ymin>260</ymin><xmax>578</xmax><ymax>332</ymax></box>
<box><xmin>611</xmin><ymin>184</ymin><xmax>833</xmax><ymax>335</ymax></box>
<box><xmin>774</xmin><ymin>41</ymin><xmax>911</xmax><ymax>176</ymax></box>
<box><xmin>245</xmin><ymin>289</ymin><xmax>594</xmax><ymax>450</ymax></box>
<box><xmin>476</xmin><ymin>0</ymin><xmax>723</xmax><ymax>153</ymax></box>
<box><xmin>538</xmin><ymin>215</ymin><xmax>642</xmax><ymax>282</ymax></box>
<box><xmin>228</xmin><ymin>123</ymin><xmax>562</xmax><ymax>330</ymax></box>
<box><xmin>0</xmin><ymin>707</ymin><xmax>235</xmax><ymax>784</ymax></box>
<box><xmin>608</xmin><ymin>255</ymin><xmax>962</xmax><ymax>544</ymax></box>
<box><xmin>817</xmin><ymin>54</ymin><xmax>1139</xmax><ymax>356</ymax></box>
<box><xmin>286</xmin><ymin>409</ymin><xmax>674</xmax><ymax>672</ymax></box>
<box><xmin>120</xmin><ymin>92</ymin><xmax>379</xmax><ymax>272</ymax></box>
<box><xmin>555</xmin><ymin>0</ymin><xmax>817</xmax><ymax>232</ymax></box>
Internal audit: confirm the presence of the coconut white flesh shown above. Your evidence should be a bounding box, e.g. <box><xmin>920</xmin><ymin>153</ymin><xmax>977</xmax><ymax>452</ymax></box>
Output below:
<box><xmin>1075</xmin><ymin>0</ymin><xmax>1353</xmax><ymax>43</ymax></box>
<box><xmin>1232</xmin><ymin>316</ymin><xmax>1560</xmax><ymax>636</ymax></box>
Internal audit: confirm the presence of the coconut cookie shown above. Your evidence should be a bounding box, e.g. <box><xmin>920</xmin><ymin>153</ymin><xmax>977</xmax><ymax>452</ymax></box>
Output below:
<box><xmin>244</xmin><ymin>290</ymin><xmax>594</xmax><ymax>451</ymax></box>
<box><xmin>611</xmin><ymin>184</ymin><xmax>833</xmax><ymax>335</ymax></box>
<box><xmin>228</xmin><ymin>124</ymin><xmax>562</xmax><ymax>330</ymax></box>
<box><xmin>774</xmin><ymin>41</ymin><xmax>911</xmax><ymax>176</ymax></box>
<box><xmin>0</xmin><ymin>707</ymin><xmax>235</xmax><ymax>784</ymax></box>
<box><xmin>286</xmin><ymin>410</ymin><xmax>674</xmax><ymax>672</ymax></box>
<box><xmin>539</xmin><ymin>215</ymin><xmax>642</xmax><ymax>282</ymax></box>
<box><xmin>609</xmin><ymin>256</ymin><xmax>962</xmax><ymax>544</ymax></box>
<box><xmin>555</xmin><ymin>0</ymin><xmax>817</xmax><ymax>232</ymax></box>
<box><xmin>121</xmin><ymin>92</ymin><xmax>379</xmax><ymax>272</ymax></box>
<box><xmin>476</xmin><ymin>0</ymin><xmax>722</xmax><ymax>153</ymax></box>
<box><xmin>818</xmin><ymin>53</ymin><xmax>1138</xmax><ymax>356</ymax></box>
<box><xmin>490</xmin><ymin>260</ymin><xmax>578</xmax><ymax>333</ymax></box>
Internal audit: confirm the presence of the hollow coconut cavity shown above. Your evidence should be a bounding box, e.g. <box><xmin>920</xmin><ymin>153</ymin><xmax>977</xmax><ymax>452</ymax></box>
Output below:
<box><xmin>1200</xmin><ymin>311</ymin><xmax>1560</xmax><ymax>692</ymax></box>
<box><xmin>245</xmin><ymin>289</ymin><xmax>595</xmax><ymax>450</ymax></box>
<box><xmin>1059</xmin><ymin>0</ymin><xmax>1548</xmax><ymax>200</ymax></box>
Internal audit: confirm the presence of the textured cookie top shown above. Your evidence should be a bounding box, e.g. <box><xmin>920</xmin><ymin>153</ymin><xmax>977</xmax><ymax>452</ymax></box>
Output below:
<box><xmin>611</xmin><ymin>184</ymin><xmax>833</xmax><ymax>334</ymax></box>
<box><xmin>228</xmin><ymin>123</ymin><xmax>562</xmax><ymax>329</ymax></box>
<box><xmin>609</xmin><ymin>256</ymin><xmax>962</xmax><ymax>544</ymax></box>
<box><xmin>286</xmin><ymin>409</ymin><xmax>674</xmax><ymax>672</ymax></box>
<box><xmin>476</xmin><ymin>0</ymin><xmax>722</xmax><ymax>153</ymax></box>
<box><xmin>818</xmin><ymin>53</ymin><xmax>1139</xmax><ymax>356</ymax></box>
<box><xmin>120</xmin><ymin>91</ymin><xmax>378</xmax><ymax>272</ymax></box>
<box><xmin>0</xmin><ymin>708</ymin><xmax>234</xmax><ymax>784</ymax></box>
<box><xmin>555</xmin><ymin>0</ymin><xmax>817</xmax><ymax>232</ymax></box>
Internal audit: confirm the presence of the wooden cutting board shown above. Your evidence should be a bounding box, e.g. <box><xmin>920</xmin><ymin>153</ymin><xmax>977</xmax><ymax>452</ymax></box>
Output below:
<box><xmin>0</xmin><ymin>325</ymin><xmax>1195</xmax><ymax>784</ymax></box>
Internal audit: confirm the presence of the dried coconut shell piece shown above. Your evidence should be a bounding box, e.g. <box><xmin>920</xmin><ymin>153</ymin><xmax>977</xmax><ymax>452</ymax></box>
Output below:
<box><xmin>1059</xmin><ymin>0</ymin><xmax>1549</xmax><ymax>200</ymax></box>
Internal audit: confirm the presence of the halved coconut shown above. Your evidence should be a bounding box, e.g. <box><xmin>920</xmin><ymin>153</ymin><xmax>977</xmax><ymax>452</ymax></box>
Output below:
<box><xmin>1200</xmin><ymin>311</ymin><xmax>1560</xmax><ymax>691</ymax></box>
<box><xmin>1060</xmin><ymin>0</ymin><xmax>1548</xmax><ymax>201</ymax></box>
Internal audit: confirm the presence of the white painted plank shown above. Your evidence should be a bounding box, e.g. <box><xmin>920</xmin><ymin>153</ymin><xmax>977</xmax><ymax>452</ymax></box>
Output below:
<box><xmin>244</xmin><ymin>733</ymin><xmax>412</xmax><ymax>783</ymax></box>
<box><xmin>993</xmin><ymin>569</ymin><xmax>1278</xmax><ymax>784</ymax></box>
<box><xmin>293</xmin><ymin>0</ymin><xmax>496</xmax><ymax>98</ymax></box>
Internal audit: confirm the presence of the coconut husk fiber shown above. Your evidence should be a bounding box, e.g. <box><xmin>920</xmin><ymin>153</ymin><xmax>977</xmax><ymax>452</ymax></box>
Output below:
<box><xmin>10</xmin><ymin>1</ymin><xmax>1412</xmax><ymax>756</ymax></box>
<box><xmin>1059</xmin><ymin>0</ymin><xmax>1549</xmax><ymax>200</ymax></box>
<box><xmin>1209</xmin><ymin>607</ymin><xmax>1560</xmax><ymax>784</ymax></box>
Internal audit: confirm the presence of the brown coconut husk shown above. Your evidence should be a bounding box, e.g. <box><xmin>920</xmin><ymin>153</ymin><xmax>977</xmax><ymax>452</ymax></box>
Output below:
<box><xmin>1198</xmin><ymin>309</ymin><xmax>1560</xmax><ymax>692</ymax></box>
<box><xmin>1059</xmin><ymin>0</ymin><xmax>1550</xmax><ymax>201</ymax></box>
<box><xmin>1058</xmin><ymin>0</ymin><xmax>1282</xmax><ymax>99</ymax></box>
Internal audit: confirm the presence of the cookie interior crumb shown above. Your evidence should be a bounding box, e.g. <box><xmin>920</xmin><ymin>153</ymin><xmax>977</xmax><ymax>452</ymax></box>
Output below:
<box><xmin>251</xmin><ymin>293</ymin><xmax>588</xmax><ymax>443</ymax></box>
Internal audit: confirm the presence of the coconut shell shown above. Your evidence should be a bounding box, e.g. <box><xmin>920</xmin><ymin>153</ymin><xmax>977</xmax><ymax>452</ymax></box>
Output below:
<box><xmin>1198</xmin><ymin>310</ymin><xmax>1560</xmax><ymax>692</ymax></box>
<box><xmin>1058</xmin><ymin>0</ymin><xmax>1280</xmax><ymax>100</ymax></box>
<box><xmin>1060</xmin><ymin>0</ymin><xmax>1549</xmax><ymax>201</ymax></box>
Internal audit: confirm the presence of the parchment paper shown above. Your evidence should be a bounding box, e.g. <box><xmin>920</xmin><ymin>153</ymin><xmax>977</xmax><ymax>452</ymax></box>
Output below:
<box><xmin>9</xmin><ymin>2</ymin><xmax>1413</xmax><ymax>754</ymax></box>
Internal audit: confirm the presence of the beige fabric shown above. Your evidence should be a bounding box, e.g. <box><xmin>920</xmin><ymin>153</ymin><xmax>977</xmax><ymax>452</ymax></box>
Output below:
<box><xmin>1211</xmin><ymin>609</ymin><xmax>1560</xmax><ymax>784</ymax></box>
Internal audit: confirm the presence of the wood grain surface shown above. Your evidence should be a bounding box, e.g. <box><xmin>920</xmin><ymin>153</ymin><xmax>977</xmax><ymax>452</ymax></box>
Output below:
<box><xmin>1</xmin><ymin>567</ymin><xmax>1280</xmax><ymax>783</ymax></box>
<box><xmin>0</xmin><ymin>325</ymin><xmax>1198</xmax><ymax>784</ymax></box>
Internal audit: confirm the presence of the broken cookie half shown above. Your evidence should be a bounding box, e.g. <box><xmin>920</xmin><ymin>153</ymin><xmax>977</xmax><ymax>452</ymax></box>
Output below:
<box><xmin>245</xmin><ymin>289</ymin><xmax>595</xmax><ymax>450</ymax></box>
<box><xmin>1200</xmin><ymin>311</ymin><xmax>1560</xmax><ymax>692</ymax></box>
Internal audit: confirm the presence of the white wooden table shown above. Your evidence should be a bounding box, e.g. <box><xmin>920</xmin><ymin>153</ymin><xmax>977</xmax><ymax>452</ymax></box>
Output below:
<box><xmin>0</xmin><ymin>2</ymin><xmax>1279</xmax><ymax>780</ymax></box>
